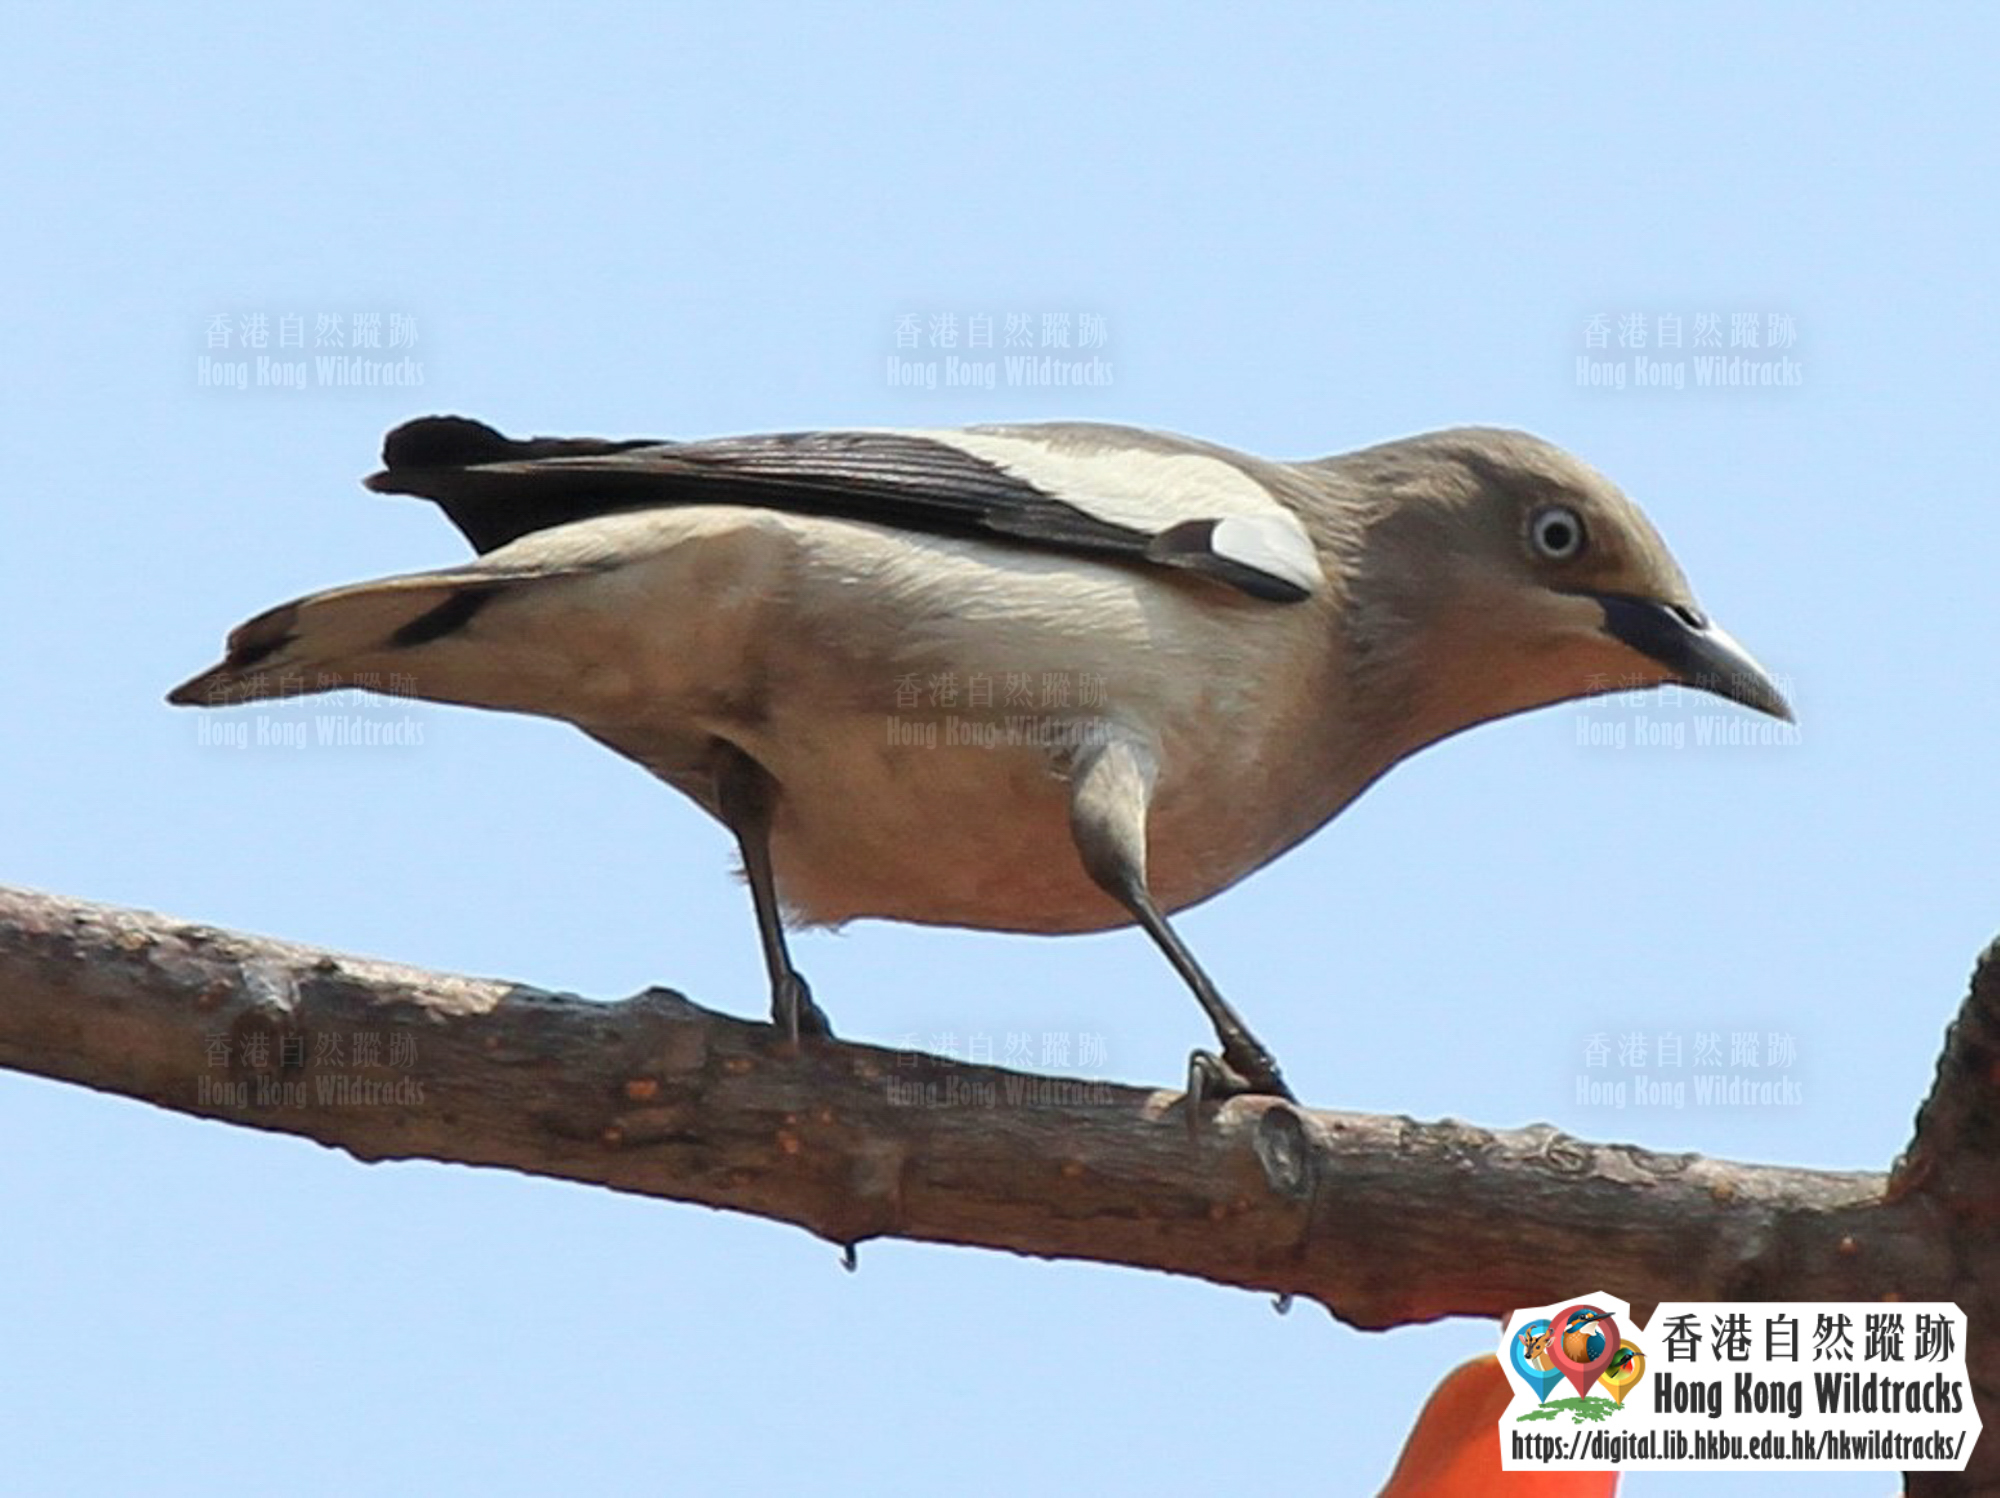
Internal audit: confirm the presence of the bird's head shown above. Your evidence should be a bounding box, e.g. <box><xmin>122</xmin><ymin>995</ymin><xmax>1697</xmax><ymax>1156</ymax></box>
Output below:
<box><xmin>1330</xmin><ymin>427</ymin><xmax>1791</xmax><ymax>758</ymax></box>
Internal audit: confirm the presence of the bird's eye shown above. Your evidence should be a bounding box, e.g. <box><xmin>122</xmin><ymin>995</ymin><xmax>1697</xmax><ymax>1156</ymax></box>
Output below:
<box><xmin>1529</xmin><ymin>504</ymin><xmax>1587</xmax><ymax>562</ymax></box>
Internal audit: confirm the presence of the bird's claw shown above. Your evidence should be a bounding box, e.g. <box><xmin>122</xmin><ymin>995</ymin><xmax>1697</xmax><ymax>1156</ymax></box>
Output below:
<box><xmin>772</xmin><ymin>971</ymin><xmax>835</xmax><ymax>1045</ymax></box>
<box><xmin>1185</xmin><ymin>1045</ymin><xmax>1295</xmax><ymax>1132</ymax></box>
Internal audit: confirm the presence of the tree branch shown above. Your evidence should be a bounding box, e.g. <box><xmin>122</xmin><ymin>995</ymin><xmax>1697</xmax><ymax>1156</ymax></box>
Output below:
<box><xmin>0</xmin><ymin>885</ymin><xmax>1992</xmax><ymax>1489</ymax></box>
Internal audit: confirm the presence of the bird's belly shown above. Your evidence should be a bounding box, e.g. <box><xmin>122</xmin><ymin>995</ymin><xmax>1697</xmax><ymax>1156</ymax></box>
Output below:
<box><xmin>754</xmin><ymin>710</ymin><xmax>1289</xmax><ymax>934</ymax></box>
<box><xmin>760</xmin><ymin>723</ymin><xmax>1119</xmax><ymax>932</ymax></box>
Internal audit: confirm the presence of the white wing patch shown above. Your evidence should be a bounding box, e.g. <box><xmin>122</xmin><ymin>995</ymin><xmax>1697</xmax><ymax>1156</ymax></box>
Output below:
<box><xmin>896</xmin><ymin>426</ymin><xmax>1326</xmax><ymax>597</ymax></box>
<box><xmin>1205</xmin><ymin>515</ymin><xmax>1323</xmax><ymax>598</ymax></box>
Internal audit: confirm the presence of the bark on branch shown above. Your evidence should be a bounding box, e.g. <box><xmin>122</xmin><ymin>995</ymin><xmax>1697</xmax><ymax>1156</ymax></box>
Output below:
<box><xmin>0</xmin><ymin>885</ymin><xmax>1993</xmax><ymax>1490</ymax></box>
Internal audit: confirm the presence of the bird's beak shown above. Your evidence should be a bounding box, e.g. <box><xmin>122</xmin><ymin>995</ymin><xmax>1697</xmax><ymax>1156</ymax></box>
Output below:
<box><xmin>1587</xmin><ymin>593</ymin><xmax>1794</xmax><ymax>723</ymax></box>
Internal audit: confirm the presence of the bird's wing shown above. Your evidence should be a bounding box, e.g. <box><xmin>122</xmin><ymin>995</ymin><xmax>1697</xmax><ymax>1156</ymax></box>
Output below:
<box><xmin>365</xmin><ymin>416</ymin><xmax>1323</xmax><ymax>603</ymax></box>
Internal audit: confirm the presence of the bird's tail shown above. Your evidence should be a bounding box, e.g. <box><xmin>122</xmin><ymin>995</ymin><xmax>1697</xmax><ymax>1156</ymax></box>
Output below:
<box><xmin>166</xmin><ymin>570</ymin><xmax>511</xmax><ymax>708</ymax></box>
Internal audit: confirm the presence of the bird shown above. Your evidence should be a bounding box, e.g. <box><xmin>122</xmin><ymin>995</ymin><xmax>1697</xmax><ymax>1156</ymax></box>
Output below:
<box><xmin>169</xmin><ymin>415</ymin><xmax>1792</xmax><ymax>1110</ymax></box>
<box><xmin>1562</xmin><ymin>1310</ymin><xmax>1614</xmax><ymax>1361</ymax></box>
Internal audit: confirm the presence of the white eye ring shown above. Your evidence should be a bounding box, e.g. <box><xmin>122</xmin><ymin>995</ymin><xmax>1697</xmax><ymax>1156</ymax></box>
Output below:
<box><xmin>1529</xmin><ymin>504</ymin><xmax>1587</xmax><ymax>561</ymax></box>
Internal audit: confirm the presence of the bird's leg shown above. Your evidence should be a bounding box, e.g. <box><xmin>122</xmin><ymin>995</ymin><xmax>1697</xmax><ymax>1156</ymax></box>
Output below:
<box><xmin>1067</xmin><ymin>738</ymin><xmax>1295</xmax><ymax>1110</ymax></box>
<box><xmin>713</xmin><ymin>742</ymin><xmax>833</xmax><ymax>1044</ymax></box>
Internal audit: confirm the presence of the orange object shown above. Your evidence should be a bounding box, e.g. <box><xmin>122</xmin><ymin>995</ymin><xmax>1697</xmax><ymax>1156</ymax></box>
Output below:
<box><xmin>1379</xmin><ymin>1355</ymin><xmax>1620</xmax><ymax>1496</ymax></box>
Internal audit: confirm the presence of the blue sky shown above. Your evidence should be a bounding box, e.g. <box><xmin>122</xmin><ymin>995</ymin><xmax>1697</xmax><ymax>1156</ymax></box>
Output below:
<box><xmin>3</xmin><ymin>4</ymin><xmax>1994</xmax><ymax>1493</ymax></box>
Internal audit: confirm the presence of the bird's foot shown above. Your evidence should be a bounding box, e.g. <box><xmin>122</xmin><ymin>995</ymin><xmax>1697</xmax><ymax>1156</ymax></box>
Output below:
<box><xmin>1185</xmin><ymin>1043</ymin><xmax>1296</xmax><ymax>1129</ymax></box>
<box><xmin>771</xmin><ymin>971</ymin><xmax>835</xmax><ymax>1045</ymax></box>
